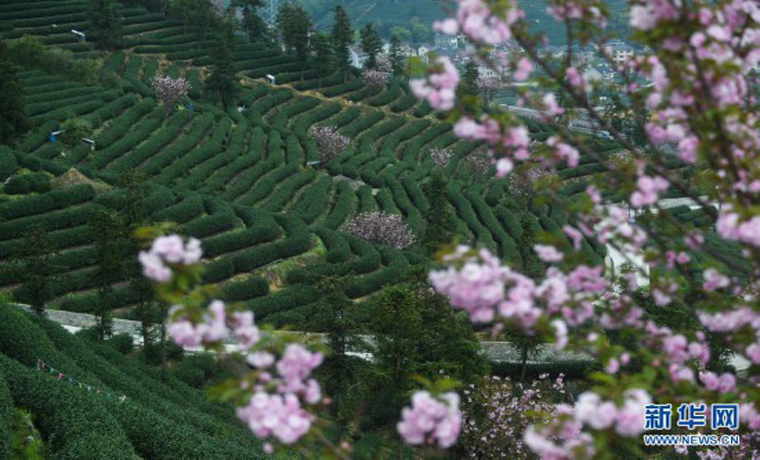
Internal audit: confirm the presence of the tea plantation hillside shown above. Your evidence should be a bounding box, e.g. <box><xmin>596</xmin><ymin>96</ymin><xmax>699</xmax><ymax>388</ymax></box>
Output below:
<box><xmin>0</xmin><ymin>0</ymin><xmax>619</xmax><ymax>329</ymax></box>
<box><xmin>0</xmin><ymin>0</ymin><xmax>741</xmax><ymax>330</ymax></box>
<box><xmin>0</xmin><ymin>305</ymin><xmax>268</xmax><ymax>458</ymax></box>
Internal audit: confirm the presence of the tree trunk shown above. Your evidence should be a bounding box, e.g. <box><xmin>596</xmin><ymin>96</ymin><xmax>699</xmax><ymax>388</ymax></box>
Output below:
<box><xmin>160</xmin><ymin>303</ymin><xmax>167</xmax><ymax>381</ymax></box>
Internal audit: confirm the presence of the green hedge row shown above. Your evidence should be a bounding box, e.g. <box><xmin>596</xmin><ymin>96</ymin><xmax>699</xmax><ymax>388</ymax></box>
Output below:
<box><xmin>321</xmin><ymin>79</ymin><xmax>363</xmax><ymax>97</ymax></box>
<box><xmin>323</xmin><ymin>181</ymin><xmax>356</xmax><ymax>229</ymax></box>
<box><xmin>466</xmin><ymin>191</ymin><xmax>518</xmax><ymax>260</ymax></box>
<box><xmin>152</xmin><ymin>195</ymin><xmax>204</xmax><ymax>224</ymax></box>
<box><xmin>341</xmin><ymin>111</ymin><xmax>384</xmax><ymax>139</ymax></box>
<box><xmin>315</xmin><ymin>227</ymin><xmax>351</xmax><ymax>264</ymax></box>
<box><xmin>218</xmin><ymin>156</ymin><xmax>276</xmax><ymax>201</ymax></box>
<box><xmin>202</xmin><ymin>224</ymin><xmax>280</xmax><ymax>260</ymax></box>
<box><xmin>356</xmin><ymin>185</ymin><xmax>377</xmax><ymax>213</ymax></box>
<box><xmin>261</xmin><ymin>169</ymin><xmax>315</xmax><ymax>212</ymax></box>
<box><xmin>237</xmin><ymin>164</ymin><xmax>299</xmax><ymax>206</ymax></box>
<box><xmin>94</xmin><ymin>98</ymin><xmax>155</xmax><ymax>148</ymax></box>
<box><xmin>3</xmin><ymin>171</ymin><xmax>51</xmax><ymax>195</ymax></box>
<box><xmin>155</xmin><ymin>116</ymin><xmax>230</xmax><ymax>183</ymax></box>
<box><xmin>366</xmin><ymin>82</ymin><xmax>402</xmax><ymax>107</ymax></box>
<box><xmin>246</xmin><ymin>284</ymin><xmax>318</xmax><ymax>319</ymax></box>
<box><xmin>178</xmin><ymin>212</ymin><xmax>237</xmax><ymax>239</ymax></box>
<box><xmin>219</xmin><ymin>276</ymin><xmax>269</xmax><ymax>302</ymax></box>
<box><xmin>110</xmin><ymin>109</ymin><xmax>199</xmax><ymax>174</ymax></box>
<box><xmin>0</xmin><ymin>184</ymin><xmax>94</xmax><ymax>221</ymax></box>
<box><xmin>446</xmin><ymin>183</ymin><xmax>496</xmax><ymax>250</ymax></box>
<box><xmin>89</xmin><ymin>108</ymin><xmax>164</xmax><ymax>170</ymax></box>
<box><xmin>178</xmin><ymin>122</ymin><xmax>249</xmax><ymax>190</ymax></box>
<box><xmin>292</xmin><ymin>176</ymin><xmax>331</xmax><ymax>224</ymax></box>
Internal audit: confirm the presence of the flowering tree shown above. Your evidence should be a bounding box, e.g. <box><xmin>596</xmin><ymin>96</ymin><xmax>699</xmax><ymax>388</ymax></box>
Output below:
<box><xmin>476</xmin><ymin>76</ymin><xmax>501</xmax><ymax>103</ymax></box>
<box><xmin>375</xmin><ymin>54</ymin><xmax>393</xmax><ymax>73</ymax></box>
<box><xmin>459</xmin><ymin>374</ymin><xmax>567</xmax><ymax>459</ymax></box>
<box><xmin>361</xmin><ymin>69</ymin><xmax>390</xmax><ymax>89</ymax></box>
<box><xmin>309</xmin><ymin>125</ymin><xmax>350</xmax><ymax>164</ymax></box>
<box><xmin>429</xmin><ymin>146</ymin><xmax>453</xmax><ymax>169</ymax></box>
<box><xmin>405</xmin><ymin>0</ymin><xmax>760</xmax><ymax>457</ymax></box>
<box><xmin>344</xmin><ymin>211</ymin><xmax>416</xmax><ymax>249</ymax></box>
<box><xmin>151</xmin><ymin>75</ymin><xmax>191</xmax><ymax>109</ymax></box>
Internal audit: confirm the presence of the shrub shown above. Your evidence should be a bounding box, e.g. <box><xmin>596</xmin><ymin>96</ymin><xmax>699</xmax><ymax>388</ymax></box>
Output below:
<box><xmin>3</xmin><ymin>172</ymin><xmax>51</xmax><ymax>195</ymax></box>
<box><xmin>106</xmin><ymin>334</ymin><xmax>134</xmax><ymax>355</ymax></box>
<box><xmin>220</xmin><ymin>276</ymin><xmax>269</xmax><ymax>302</ymax></box>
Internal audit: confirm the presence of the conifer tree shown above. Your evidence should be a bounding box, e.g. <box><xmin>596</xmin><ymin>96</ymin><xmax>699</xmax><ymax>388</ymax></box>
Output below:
<box><xmin>421</xmin><ymin>171</ymin><xmax>457</xmax><ymax>255</ymax></box>
<box><xmin>388</xmin><ymin>33</ymin><xmax>405</xmax><ymax>77</ymax></box>
<box><xmin>13</xmin><ymin>225</ymin><xmax>57</xmax><ymax>316</ymax></box>
<box><xmin>88</xmin><ymin>0</ymin><xmax>122</xmax><ymax>49</ymax></box>
<box><xmin>205</xmin><ymin>16</ymin><xmax>238</xmax><ymax>109</ymax></box>
<box><xmin>330</xmin><ymin>5</ymin><xmax>353</xmax><ymax>82</ymax></box>
<box><xmin>277</xmin><ymin>4</ymin><xmax>312</xmax><ymax>80</ymax></box>
<box><xmin>233</xmin><ymin>0</ymin><xmax>266</xmax><ymax>41</ymax></box>
<box><xmin>359</xmin><ymin>23</ymin><xmax>382</xmax><ymax>69</ymax></box>
<box><xmin>462</xmin><ymin>60</ymin><xmax>480</xmax><ymax>96</ymax></box>
<box><xmin>311</xmin><ymin>31</ymin><xmax>333</xmax><ymax>90</ymax></box>
<box><xmin>0</xmin><ymin>41</ymin><xmax>28</xmax><ymax>144</ymax></box>
<box><xmin>90</xmin><ymin>208</ymin><xmax>128</xmax><ymax>341</ymax></box>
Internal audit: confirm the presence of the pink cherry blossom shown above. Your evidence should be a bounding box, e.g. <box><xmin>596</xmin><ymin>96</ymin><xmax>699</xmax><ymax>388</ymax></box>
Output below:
<box><xmin>397</xmin><ymin>391</ymin><xmax>461</xmax><ymax>448</ymax></box>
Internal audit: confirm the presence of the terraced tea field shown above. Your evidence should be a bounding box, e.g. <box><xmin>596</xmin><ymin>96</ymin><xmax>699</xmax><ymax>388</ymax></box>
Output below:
<box><xmin>0</xmin><ymin>0</ymin><xmax>619</xmax><ymax>330</ymax></box>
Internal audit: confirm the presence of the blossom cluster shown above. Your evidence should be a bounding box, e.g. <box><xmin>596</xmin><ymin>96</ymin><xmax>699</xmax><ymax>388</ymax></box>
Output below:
<box><xmin>459</xmin><ymin>375</ymin><xmax>565</xmax><ymax>459</ymax></box>
<box><xmin>345</xmin><ymin>211</ymin><xmax>416</xmax><ymax>249</ymax></box>
<box><xmin>397</xmin><ymin>391</ymin><xmax>462</xmax><ymax>448</ymax></box>
<box><xmin>429</xmin><ymin>245</ymin><xmax>606</xmax><ymax>331</ymax></box>
<box><xmin>476</xmin><ymin>77</ymin><xmax>501</xmax><ymax>102</ymax></box>
<box><xmin>410</xmin><ymin>56</ymin><xmax>459</xmax><ymax>111</ymax></box>
<box><xmin>525</xmin><ymin>390</ymin><xmax>651</xmax><ymax>458</ymax></box>
<box><xmin>151</xmin><ymin>75</ymin><xmax>191</xmax><ymax>108</ymax></box>
<box><xmin>138</xmin><ymin>235</ymin><xmax>202</xmax><ymax>283</ymax></box>
<box><xmin>141</xmin><ymin>235</ymin><xmax>325</xmax><ymax>449</ymax></box>
<box><xmin>362</xmin><ymin>69</ymin><xmax>390</xmax><ymax>88</ymax></box>
<box><xmin>433</xmin><ymin>0</ymin><xmax>522</xmax><ymax>46</ymax></box>
<box><xmin>429</xmin><ymin>147</ymin><xmax>453</xmax><ymax>169</ymax></box>
<box><xmin>309</xmin><ymin>125</ymin><xmax>350</xmax><ymax>163</ymax></box>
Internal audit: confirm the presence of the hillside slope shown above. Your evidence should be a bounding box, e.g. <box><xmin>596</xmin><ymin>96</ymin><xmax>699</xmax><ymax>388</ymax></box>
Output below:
<box><xmin>0</xmin><ymin>305</ymin><xmax>267</xmax><ymax>459</ymax></box>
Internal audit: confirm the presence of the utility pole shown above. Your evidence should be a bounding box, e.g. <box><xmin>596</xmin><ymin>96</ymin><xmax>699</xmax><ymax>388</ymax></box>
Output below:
<box><xmin>263</xmin><ymin>0</ymin><xmax>283</xmax><ymax>27</ymax></box>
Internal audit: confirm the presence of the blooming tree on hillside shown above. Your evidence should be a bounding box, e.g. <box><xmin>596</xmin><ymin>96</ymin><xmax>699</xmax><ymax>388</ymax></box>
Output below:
<box><xmin>345</xmin><ymin>211</ymin><xmax>416</xmax><ymax>249</ymax></box>
<box><xmin>361</xmin><ymin>69</ymin><xmax>390</xmax><ymax>89</ymax></box>
<box><xmin>429</xmin><ymin>147</ymin><xmax>453</xmax><ymax>169</ymax></box>
<box><xmin>476</xmin><ymin>77</ymin><xmax>500</xmax><ymax>103</ymax></box>
<box><xmin>309</xmin><ymin>125</ymin><xmax>350</xmax><ymax>164</ymax></box>
<box><xmin>151</xmin><ymin>75</ymin><xmax>191</xmax><ymax>109</ymax></box>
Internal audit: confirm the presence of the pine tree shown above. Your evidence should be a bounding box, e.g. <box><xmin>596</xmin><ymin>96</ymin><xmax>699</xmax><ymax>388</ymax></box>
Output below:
<box><xmin>312</xmin><ymin>275</ymin><xmax>365</xmax><ymax>421</ymax></box>
<box><xmin>359</xmin><ymin>23</ymin><xmax>382</xmax><ymax>69</ymax></box>
<box><xmin>90</xmin><ymin>208</ymin><xmax>128</xmax><ymax>341</ymax></box>
<box><xmin>117</xmin><ymin>170</ymin><xmax>156</xmax><ymax>353</ymax></box>
<box><xmin>205</xmin><ymin>17</ymin><xmax>238</xmax><ymax>110</ymax></box>
<box><xmin>330</xmin><ymin>5</ymin><xmax>353</xmax><ymax>82</ymax></box>
<box><xmin>88</xmin><ymin>0</ymin><xmax>122</xmax><ymax>49</ymax></box>
<box><xmin>462</xmin><ymin>60</ymin><xmax>480</xmax><ymax>96</ymax></box>
<box><xmin>13</xmin><ymin>225</ymin><xmax>57</xmax><ymax>316</ymax></box>
<box><xmin>388</xmin><ymin>33</ymin><xmax>405</xmax><ymax>77</ymax></box>
<box><xmin>279</xmin><ymin>4</ymin><xmax>312</xmax><ymax>80</ymax></box>
<box><xmin>0</xmin><ymin>42</ymin><xmax>29</xmax><ymax>144</ymax></box>
<box><xmin>421</xmin><ymin>171</ymin><xmax>457</xmax><ymax>254</ymax></box>
<box><xmin>233</xmin><ymin>0</ymin><xmax>265</xmax><ymax>41</ymax></box>
<box><xmin>311</xmin><ymin>31</ymin><xmax>333</xmax><ymax>90</ymax></box>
